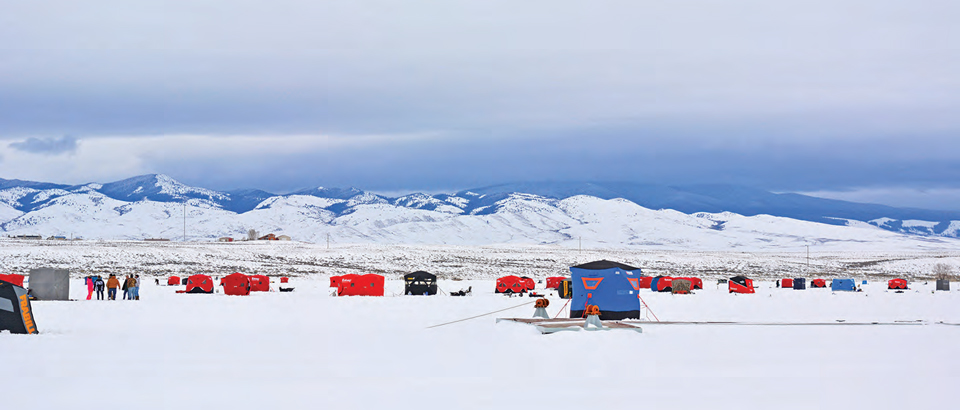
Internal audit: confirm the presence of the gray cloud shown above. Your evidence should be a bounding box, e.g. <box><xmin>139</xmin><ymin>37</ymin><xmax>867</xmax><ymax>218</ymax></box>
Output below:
<box><xmin>1</xmin><ymin>1</ymin><xmax>958</xmax><ymax>208</ymax></box>
<box><xmin>9</xmin><ymin>135</ymin><xmax>79</xmax><ymax>155</ymax></box>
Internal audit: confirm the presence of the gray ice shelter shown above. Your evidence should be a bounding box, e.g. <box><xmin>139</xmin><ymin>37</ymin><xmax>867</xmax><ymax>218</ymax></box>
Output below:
<box><xmin>29</xmin><ymin>268</ymin><xmax>70</xmax><ymax>300</ymax></box>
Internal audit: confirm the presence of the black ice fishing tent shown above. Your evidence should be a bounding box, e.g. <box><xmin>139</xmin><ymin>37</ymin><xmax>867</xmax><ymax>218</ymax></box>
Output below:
<box><xmin>404</xmin><ymin>271</ymin><xmax>438</xmax><ymax>296</ymax></box>
<box><xmin>0</xmin><ymin>280</ymin><xmax>39</xmax><ymax>334</ymax></box>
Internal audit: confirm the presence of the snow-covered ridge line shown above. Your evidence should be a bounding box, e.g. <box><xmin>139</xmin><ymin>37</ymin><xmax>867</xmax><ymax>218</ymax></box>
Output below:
<box><xmin>0</xmin><ymin>174</ymin><xmax>958</xmax><ymax>244</ymax></box>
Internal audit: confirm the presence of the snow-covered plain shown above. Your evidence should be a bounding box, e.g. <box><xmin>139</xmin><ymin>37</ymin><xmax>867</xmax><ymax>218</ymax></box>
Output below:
<box><xmin>1</xmin><ymin>239</ymin><xmax>959</xmax><ymax>281</ymax></box>
<box><xmin>0</xmin><ymin>239</ymin><xmax>957</xmax><ymax>409</ymax></box>
<box><xmin>4</xmin><ymin>275</ymin><xmax>958</xmax><ymax>410</ymax></box>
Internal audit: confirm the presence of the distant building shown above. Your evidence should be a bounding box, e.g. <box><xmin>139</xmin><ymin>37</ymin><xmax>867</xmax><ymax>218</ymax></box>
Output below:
<box><xmin>14</xmin><ymin>235</ymin><xmax>42</xmax><ymax>240</ymax></box>
<box><xmin>143</xmin><ymin>238</ymin><xmax>171</xmax><ymax>242</ymax></box>
<box><xmin>277</xmin><ymin>235</ymin><xmax>292</xmax><ymax>241</ymax></box>
<box><xmin>46</xmin><ymin>236</ymin><xmax>67</xmax><ymax>240</ymax></box>
<box><xmin>258</xmin><ymin>233</ymin><xmax>278</xmax><ymax>241</ymax></box>
<box><xmin>218</xmin><ymin>237</ymin><xmax>234</xmax><ymax>242</ymax></box>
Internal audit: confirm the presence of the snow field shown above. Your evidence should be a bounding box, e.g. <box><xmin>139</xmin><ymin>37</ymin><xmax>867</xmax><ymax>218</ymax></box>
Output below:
<box><xmin>3</xmin><ymin>276</ymin><xmax>957</xmax><ymax>410</ymax></box>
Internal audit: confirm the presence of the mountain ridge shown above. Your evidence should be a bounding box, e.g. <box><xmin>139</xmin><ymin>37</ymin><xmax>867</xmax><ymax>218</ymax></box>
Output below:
<box><xmin>0</xmin><ymin>174</ymin><xmax>958</xmax><ymax>241</ymax></box>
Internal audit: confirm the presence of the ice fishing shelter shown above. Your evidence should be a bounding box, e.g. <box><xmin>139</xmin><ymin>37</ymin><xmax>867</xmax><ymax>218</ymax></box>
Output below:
<box><xmin>0</xmin><ymin>281</ymin><xmax>38</xmax><ymax>334</ymax></box>
<box><xmin>167</xmin><ymin>276</ymin><xmax>181</xmax><ymax>286</ymax></box>
<box><xmin>676</xmin><ymin>277</ymin><xmax>703</xmax><ymax>290</ymax></box>
<box><xmin>557</xmin><ymin>279</ymin><xmax>573</xmax><ymax>299</ymax></box>
<box><xmin>338</xmin><ymin>274</ymin><xmax>384</xmax><ymax>296</ymax></box>
<box><xmin>403</xmin><ymin>271</ymin><xmax>438</xmax><ymax>295</ymax></box>
<box><xmin>831</xmin><ymin>279</ymin><xmax>856</xmax><ymax>292</ymax></box>
<box><xmin>780</xmin><ymin>278</ymin><xmax>794</xmax><ymax>288</ymax></box>
<box><xmin>672</xmin><ymin>279</ymin><xmax>692</xmax><ymax>294</ymax></box>
<box><xmin>221</xmin><ymin>273</ymin><xmax>251</xmax><ymax>296</ymax></box>
<box><xmin>28</xmin><ymin>268</ymin><xmax>70</xmax><ymax>301</ymax></box>
<box><xmin>545</xmin><ymin>277</ymin><xmax>566</xmax><ymax>289</ymax></box>
<box><xmin>249</xmin><ymin>275</ymin><xmax>270</xmax><ymax>292</ymax></box>
<box><xmin>569</xmin><ymin>260</ymin><xmax>642</xmax><ymax>320</ymax></box>
<box><xmin>496</xmin><ymin>275</ymin><xmax>526</xmax><ymax>294</ymax></box>
<box><xmin>637</xmin><ymin>276</ymin><xmax>653</xmax><ymax>289</ymax></box>
<box><xmin>184</xmin><ymin>274</ymin><xmax>214</xmax><ymax>294</ymax></box>
<box><xmin>330</xmin><ymin>275</ymin><xmax>342</xmax><ymax>288</ymax></box>
<box><xmin>811</xmin><ymin>279</ymin><xmax>827</xmax><ymax>288</ymax></box>
<box><xmin>0</xmin><ymin>274</ymin><xmax>25</xmax><ymax>287</ymax></box>
<box><xmin>793</xmin><ymin>278</ymin><xmax>806</xmax><ymax>290</ymax></box>
<box><xmin>651</xmin><ymin>276</ymin><xmax>673</xmax><ymax>292</ymax></box>
<box><xmin>519</xmin><ymin>277</ymin><xmax>535</xmax><ymax>292</ymax></box>
<box><xmin>728</xmin><ymin>276</ymin><xmax>755</xmax><ymax>294</ymax></box>
<box><xmin>888</xmin><ymin>278</ymin><xmax>908</xmax><ymax>290</ymax></box>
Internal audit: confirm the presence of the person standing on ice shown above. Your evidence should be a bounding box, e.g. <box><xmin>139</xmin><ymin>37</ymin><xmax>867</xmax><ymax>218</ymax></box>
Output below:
<box><xmin>132</xmin><ymin>275</ymin><xmax>141</xmax><ymax>300</ymax></box>
<box><xmin>121</xmin><ymin>275</ymin><xmax>130</xmax><ymax>300</ymax></box>
<box><xmin>107</xmin><ymin>274</ymin><xmax>120</xmax><ymax>300</ymax></box>
<box><xmin>94</xmin><ymin>276</ymin><xmax>105</xmax><ymax>300</ymax></box>
<box><xmin>85</xmin><ymin>276</ymin><xmax>94</xmax><ymax>300</ymax></box>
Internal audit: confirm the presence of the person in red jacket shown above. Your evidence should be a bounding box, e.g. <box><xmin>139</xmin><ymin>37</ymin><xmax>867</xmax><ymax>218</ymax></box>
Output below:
<box><xmin>85</xmin><ymin>276</ymin><xmax>94</xmax><ymax>300</ymax></box>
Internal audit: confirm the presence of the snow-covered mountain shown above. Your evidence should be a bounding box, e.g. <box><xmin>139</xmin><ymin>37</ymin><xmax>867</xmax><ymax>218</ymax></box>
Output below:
<box><xmin>0</xmin><ymin>174</ymin><xmax>958</xmax><ymax>249</ymax></box>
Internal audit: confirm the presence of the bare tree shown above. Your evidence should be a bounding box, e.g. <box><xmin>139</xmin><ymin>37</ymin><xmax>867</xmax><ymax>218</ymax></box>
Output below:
<box><xmin>247</xmin><ymin>229</ymin><xmax>258</xmax><ymax>241</ymax></box>
<box><xmin>933</xmin><ymin>263</ymin><xmax>954</xmax><ymax>280</ymax></box>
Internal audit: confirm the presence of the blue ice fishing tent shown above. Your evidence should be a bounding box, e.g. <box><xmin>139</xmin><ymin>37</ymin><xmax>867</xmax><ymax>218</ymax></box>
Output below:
<box><xmin>832</xmin><ymin>279</ymin><xmax>856</xmax><ymax>291</ymax></box>
<box><xmin>569</xmin><ymin>260</ymin><xmax>642</xmax><ymax>320</ymax></box>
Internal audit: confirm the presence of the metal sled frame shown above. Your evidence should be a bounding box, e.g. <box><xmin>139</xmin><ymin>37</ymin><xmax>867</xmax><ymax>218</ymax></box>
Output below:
<box><xmin>496</xmin><ymin>317</ymin><xmax>644</xmax><ymax>334</ymax></box>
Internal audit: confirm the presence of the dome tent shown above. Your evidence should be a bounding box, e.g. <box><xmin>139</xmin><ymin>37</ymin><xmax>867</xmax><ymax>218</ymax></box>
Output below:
<box><xmin>495</xmin><ymin>275</ymin><xmax>526</xmax><ymax>294</ymax></box>
<box><xmin>403</xmin><ymin>271</ymin><xmax>438</xmax><ymax>296</ymax></box>
<box><xmin>184</xmin><ymin>274</ymin><xmax>214</xmax><ymax>294</ymax></box>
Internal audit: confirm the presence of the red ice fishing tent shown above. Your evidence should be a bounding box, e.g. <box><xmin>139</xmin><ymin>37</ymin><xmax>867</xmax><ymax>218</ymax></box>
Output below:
<box><xmin>167</xmin><ymin>276</ymin><xmax>181</xmax><ymax>286</ymax></box>
<box><xmin>221</xmin><ymin>273</ymin><xmax>251</xmax><ymax>296</ymax></box>
<box><xmin>888</xmin><ymin>278</ymin><xmax>908</xmax><ymax>290</ymax></box>
<box><xmin>780</xmin><ymin>278</ymin><xmax>794</xmax><ymax>288</ymax></box>
<box><xmin>637</xmin><ymin>276</ymin><xmax>653</xmax><ymax>289</ymax></box>
<box><xmin>249</xmin><ymin>275</ymin><xmax>270</xmax><ymax>292</ymax></box>
<box><xmin>0</xmin><ymin>274</ymin><xmax>25</xmax><ymax>287</ymax></box>
<box><xmin>280</xmin><ymin>277</ymin><xmax>289</xmax><ymax>284</ymax></box>
<box><xmin>495</xmin><ymin>275</ymin><xmax>526</xmax><ymax>294</ymax></box>
<box><xmin>184</xmin><ymin>274</ymin><xmax>214</xmax><ymax>294</ymax></box>
<box><xmin>729</xmin><ymin>276</ymin><xmax>755</xmax><ymax>294</ymax></box>
<box><xmin>651</xmin><ymin>276</ymin><xmax>674</xmax><ymax>292</ymax></box>
<box><xmin>545</xmin><ymin>277</ymin><xmax>566</xmax><ymax>289</ymax></box>
<box><xmin>329</xmin><ymin>275</ymin><xmax>343</xmax><ymax>288</ymax></box>
<box><xmin>811</xmin><ymin>279</ymin><xmax>827</xmax><ymax>288</ymax></box>
<box><xmin>519</xmin><ymin>276</ymin><xmax>535</xmax><ymax>292</ymax></box>
<box><xmin>338</xmin><ymin>274</ymin><xmax>384</xmax><ymax>296</ymax></box>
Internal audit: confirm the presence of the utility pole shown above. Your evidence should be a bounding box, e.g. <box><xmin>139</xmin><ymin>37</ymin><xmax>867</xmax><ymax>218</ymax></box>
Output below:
<box><xmin>579</xmin><ymin>237</ymin><xmax>582</xmax><ymax>255</ymax></box>
<box><xmin>327</xmin><ymin>233</ymin><xmax>330</xmax><ymax>250</ymax></box>
<box><xmin>183</xmin><ymin>201</ymin><xmax>187</xmax><ymax>242</ymax></box>
<box><xmin>806</xmin><ymin>245</ymin><xmax>810</xmax><ymax>272</ymax></box>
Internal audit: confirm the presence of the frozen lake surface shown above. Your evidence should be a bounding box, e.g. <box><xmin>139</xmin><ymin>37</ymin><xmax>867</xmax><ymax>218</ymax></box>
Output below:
<box><xmin>4</xmin><ymin>271</ymin><xmax>958</xmax><ymax>409</ymax></box>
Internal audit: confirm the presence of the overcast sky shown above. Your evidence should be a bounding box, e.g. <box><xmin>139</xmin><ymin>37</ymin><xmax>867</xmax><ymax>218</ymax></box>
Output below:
<box><xmin>1</xmin><ymin>1</ymin><xmax>959</xmax><ymax>209</ymax></box>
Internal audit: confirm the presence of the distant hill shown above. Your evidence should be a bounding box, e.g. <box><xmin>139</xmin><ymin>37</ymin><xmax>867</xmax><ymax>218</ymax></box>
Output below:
<box><xmin>0</xmin><ymin>174</ymin><xmax>957</xmax><ymax>244</ymax></box>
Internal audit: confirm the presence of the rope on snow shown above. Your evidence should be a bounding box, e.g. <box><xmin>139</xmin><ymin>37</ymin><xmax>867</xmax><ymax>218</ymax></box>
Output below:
<box><xmin>427</xmin><ymin>300</ymin><xmax>534</xmax><ymax>329</ymax></box>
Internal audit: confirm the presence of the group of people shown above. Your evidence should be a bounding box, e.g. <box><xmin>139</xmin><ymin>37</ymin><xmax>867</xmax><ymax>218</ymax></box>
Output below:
<box><xmin>84</xmin><ymin>274</ymin><xmax>142</xmax><ymax>300</ymax></box>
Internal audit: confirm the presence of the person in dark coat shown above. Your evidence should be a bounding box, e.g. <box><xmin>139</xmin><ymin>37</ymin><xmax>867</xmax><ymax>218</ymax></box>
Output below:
<box><xmin>121</xmin><ymin>275</ymin><xmax>130</xmax><ymax>300</ymax></box>
<box><xmin>94</xmin><ymin>276</ymin><xmax>105</xmax><ymax>300</ymax></box>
